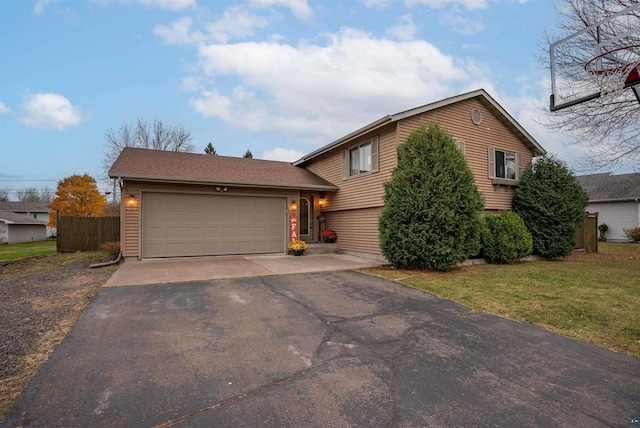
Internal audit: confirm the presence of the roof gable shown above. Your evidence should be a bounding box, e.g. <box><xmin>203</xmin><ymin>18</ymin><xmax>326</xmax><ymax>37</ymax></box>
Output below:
<box><xmin>294</xmin><ymin>89</ymin><xmax>546</xmax><ymax>165</ymax></box>
<box><xmin>577</xmin><ymin>172</ymin><xmax>640</xmax><ymax>202</ymax></box>
<box><xmin>109</xmin><ymin>147</ymin><xmax>338</xmax><ymax>191</ymax></box>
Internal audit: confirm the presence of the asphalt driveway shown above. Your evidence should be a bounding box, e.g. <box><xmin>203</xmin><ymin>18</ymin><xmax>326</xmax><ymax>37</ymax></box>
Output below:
<box><xmin>3</xmin><ymin>271</ymin><xmax>639</xmax><ymax>427</ymax></box>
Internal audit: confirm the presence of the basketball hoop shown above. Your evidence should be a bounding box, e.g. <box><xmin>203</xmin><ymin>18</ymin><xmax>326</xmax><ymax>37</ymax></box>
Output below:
<box><xmin>585</xmin><ymin>45</ymin><xmax>640</xmax><ymax>98</ymax></box>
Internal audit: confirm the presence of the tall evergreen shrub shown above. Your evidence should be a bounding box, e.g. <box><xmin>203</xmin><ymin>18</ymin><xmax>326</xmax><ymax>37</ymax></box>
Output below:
<box><xmin>378</xmin><ymin>123</ymin><xmax>484</xmax><ymax>271</ymax></box>
<box><xmin>512</xmin><ymin>156</ymin><xmax>588</xmax><ymax>258</ymax></box>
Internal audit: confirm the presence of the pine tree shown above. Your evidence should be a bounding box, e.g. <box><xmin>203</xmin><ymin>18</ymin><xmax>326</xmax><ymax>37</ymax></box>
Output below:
<box><xmin>204</xmin><ymin>143</ymin><xmax>217</xmax><ymax>155</ymax></box>
<box><xmin>243</xmin><ymin>149</ymin><xmax>253</xmax><ymax>158</ymax></box>
<box><xmin>378</xmin><ymin>123</ymin><xmax>484</xmax><ymax>271</ymax></box>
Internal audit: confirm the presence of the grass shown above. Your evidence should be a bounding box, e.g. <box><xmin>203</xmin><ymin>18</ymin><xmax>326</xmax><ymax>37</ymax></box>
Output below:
<box><xmin>363</xmin><ymin>242</ymin><xmax>640</xmax><ymax>359</ymax></box>
<box><xmin>0</xmin><ymin>239</ymin><xmax>57</xmax><ymax>261</ymax></box>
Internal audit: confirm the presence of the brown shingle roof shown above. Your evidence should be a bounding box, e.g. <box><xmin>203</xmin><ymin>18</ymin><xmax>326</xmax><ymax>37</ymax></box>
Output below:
<box><xmin>109</xmin><ymin>147</ymin><xmax>338</xmax><ymax>191</ymax></box>
<box><xmin>0</xmin><ymin>211</ymin><xmax>48</xmax><ymax>225</ymax></box>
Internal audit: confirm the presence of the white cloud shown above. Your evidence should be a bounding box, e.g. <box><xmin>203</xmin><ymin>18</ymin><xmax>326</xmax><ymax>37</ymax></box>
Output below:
<box><xmin>154</xmin><ymin>17</ymin><xmax>203</xmax><ymax>45</ymax></box>
<box><xmin>206</xmin><ymin>7</ymin><xmax>270</xmax><ymax>43</ymax></box>
<box><xmin>34</xmin><ymin>0</ymin><xmax>56</xmax><ymax>15</ymax></box>
<box><xmin>440</xmin><ymin>12</ymin><xmax>484</xmax><ymax>35</ymax></box>
<box><xmin>262</xmin><ymin>147</ymin><xmax>305</xmax><ymax>162</ymax></box>
<box><xmin>385</xmin><ymin>14</ymin><xmax>418</xmax><ymax>41</ymax></box>
<box><xmin>189</xmin><ymin>28</ymin><xmax>470</xmax><ymax>143</ymax></box>
<box><xmin>20</xmin><ymin>93</ymin><xmax>84</xmax><ymax>130</ymax></box>
<box><xmin>155</xmin><ymin>8</ymin><xmax>269</xmax><ymax>45</ymax></box>
<box><xmin>90</xmin><ymin>0</ymin><xmax>196</xmax><ymax>11</ymax></box>
<box><xmin>407</xmin><ymin>0</ymin><xmax>491</xmax><ymax>10</ymax></box>
<box><xmin>0</xmin><ymin>102</ymin><xmax>10</xmax><ymax>114</ymax></box>
<box><xmin>361</xmin><ymin>0</ymin><xmax>394</xmax><ymax>8</ymax></box>
<box><xmin>249</xmin><ymin>0</ymin><xmax>312</xmax><ymax>20</ymax></box>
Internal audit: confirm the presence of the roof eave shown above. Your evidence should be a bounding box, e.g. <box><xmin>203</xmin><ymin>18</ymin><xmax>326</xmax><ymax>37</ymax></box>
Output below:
<box><xmin>113</xmin><ymin>174</ymin><xmax>339</xmax><ymax>192</ymax></box>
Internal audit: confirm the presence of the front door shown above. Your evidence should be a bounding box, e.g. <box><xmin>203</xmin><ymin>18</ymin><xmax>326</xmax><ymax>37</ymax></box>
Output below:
<box><xmin>299</xmin><ymin>196</ymin><xmax>313</xmax><ymax>242</ymax></box>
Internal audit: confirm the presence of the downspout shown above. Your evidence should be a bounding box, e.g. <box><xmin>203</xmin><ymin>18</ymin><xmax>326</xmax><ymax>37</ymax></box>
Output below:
<box><xmin>90</xmin><ymin>251</ymin><xmax>122</xmax><ymax>268</ymax></box>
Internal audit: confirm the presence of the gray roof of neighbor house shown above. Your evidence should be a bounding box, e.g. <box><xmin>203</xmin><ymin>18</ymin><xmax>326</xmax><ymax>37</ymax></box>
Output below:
<box><xmin>0</xmin><ymin>201</ymin><xmax>50</xmax><ymax>212</ymax></box>
<box><xmin>109</xmin><ymin>147</ymin><xmax>339</xmax><ymax>191</ymax></box>
<box><xmin>294</xmin><ymin>89</ymin><xmax>546</xmax><ymax>166</ymax></box>
<box><xmin>0</xmin><ymin>211</ymin><xmax>48</xmax><ymax>225</ymax></box>
<box><xmin>576</xmin><ymin>172</ymin><xmax>640</xmax><ymax>202</ymax></box>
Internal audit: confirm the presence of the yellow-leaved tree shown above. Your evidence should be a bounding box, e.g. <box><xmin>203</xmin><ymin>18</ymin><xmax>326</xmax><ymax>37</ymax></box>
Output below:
<box><xmin>48</xmin><ymin>174</ymin><xmax>107</xmax><ymax>228</ymax></box>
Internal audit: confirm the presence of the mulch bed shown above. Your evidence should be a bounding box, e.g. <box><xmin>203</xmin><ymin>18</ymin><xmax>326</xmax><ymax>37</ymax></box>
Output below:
<box><xmin>0</xmin><ymin>252</ymin><xmax>118</xmax><ymax>419</ymax></box>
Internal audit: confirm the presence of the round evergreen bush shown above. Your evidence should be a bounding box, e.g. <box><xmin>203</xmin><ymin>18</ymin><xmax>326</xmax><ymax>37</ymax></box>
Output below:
<box><xmin>512</xmin><ymin>156</ymin><xmax>588</xmax><ymax>258</ymax></box>
<box><xmin>378</xmin><ymin>123</ymin><xmax>484</xmax><ymax>271</ymax></box>
<box><xmin>481</xmin><ymin>211</ymin><xmax>533</xmax><ymax>264</ymax></box>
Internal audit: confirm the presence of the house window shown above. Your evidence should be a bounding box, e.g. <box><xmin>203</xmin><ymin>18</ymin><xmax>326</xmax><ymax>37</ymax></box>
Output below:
<box><xmin>342</xmin><ymin>136</ymin><xmax>379</xmax><ymax>180</ymax></box>
<box><xmin>495</xmin><ymin>150</ymin><xmax>516</xmax><ymax>180</ymax></box>
<box><xmin>350</xmin><ymin>143</ymin><xmax>372</xmax><ymax>176</ymax></box>
<box><xmin>488</xmin><ymin>147</ymin><xmax>522</xmax><ymax>184</ymax></box>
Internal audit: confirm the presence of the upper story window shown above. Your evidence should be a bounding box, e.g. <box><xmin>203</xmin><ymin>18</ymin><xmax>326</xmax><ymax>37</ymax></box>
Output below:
<box><xmin>495</xmin><ymin>149</ymin><xmax>516</xmax><ymax>180</ymax></box>
<box><xmin>350</xmin><ymin>143</ymin><xmax>372</xmax><ymax>176</ymax></box>
<box><xmin>488</xmin><ymin>147</ymin><xmax>522</xmax><ymax>185</ymax></box>
<box><xmin>342</xmin><ymin>136</ymin><xmax>379</xmax><ymax>180</ymax></box>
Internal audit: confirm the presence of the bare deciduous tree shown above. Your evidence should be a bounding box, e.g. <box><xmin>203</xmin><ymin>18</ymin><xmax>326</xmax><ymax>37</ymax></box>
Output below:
<box><xmin>0</xmin><ymin>187</ymin><xmax>10</xmax><ymax>201</ymax></box>
<box><xmin>15</xmin><ymin>186</ymin><xmax>53</xmax><ymax>203</ymax></box>
<box><xmin>541</xmin><ymin>0</ymin><xmax>640</xmax><ymax>170</ymax></box>
<box><xmin>102</xmin><ymin>119</ymin><xmax>195</xmax><ymax>173</ymax></box>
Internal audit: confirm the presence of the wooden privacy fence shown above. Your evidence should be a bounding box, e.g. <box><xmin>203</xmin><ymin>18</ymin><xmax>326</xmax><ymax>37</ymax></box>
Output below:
<box><xmin>575</xmin><ymin>212</ymin><xmax>598</xmax><ymax>253</ymax></box>
<box><xmin>57</xmin><ymin>216</ymin><xmax>120</xmax><ymax>252</ymax></box>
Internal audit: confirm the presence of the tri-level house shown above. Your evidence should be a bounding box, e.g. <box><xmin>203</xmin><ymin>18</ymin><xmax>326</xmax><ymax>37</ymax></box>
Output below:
<box><xmin>109</xmin><ymin>89</ymin><xmax>546</xmax><ymax>261</ymax></box>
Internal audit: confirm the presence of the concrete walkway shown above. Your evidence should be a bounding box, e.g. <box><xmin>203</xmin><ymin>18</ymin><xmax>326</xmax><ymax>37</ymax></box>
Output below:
<box><xmin>104</xmin><ymin>254</ymin><xmax>386</xmax><ymax>287</ymax></box>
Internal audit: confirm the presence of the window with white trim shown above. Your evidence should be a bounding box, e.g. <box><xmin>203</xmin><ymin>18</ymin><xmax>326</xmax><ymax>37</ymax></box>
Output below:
<box><xmin>488</xmin><ymin>148</ymin><xmax>522</xmax><ymax>184</ymax></box>
<box><xmin>342</xmin><ymin>136</ymin><xmax>379</xmax><ymax>180</ymax></box>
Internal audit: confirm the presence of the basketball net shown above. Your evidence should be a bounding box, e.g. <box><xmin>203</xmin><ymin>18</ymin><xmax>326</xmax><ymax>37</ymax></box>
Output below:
<box><xmin>585</xmin><ymin>45</ymin><xmax>640</xmax><ymax>99</ymax></box>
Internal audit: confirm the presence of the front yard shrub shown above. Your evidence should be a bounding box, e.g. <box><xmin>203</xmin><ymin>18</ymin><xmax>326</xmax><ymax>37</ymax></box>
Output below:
<box><xmin>512</xmin><ymin>156</ymin><xmax>588</xmax><ymax>258</ymax></box>
<box><xmin>378</xmin><ymin>123</ymin><xmax>484</xmax><ymax>271</ymax></box>
<box><xmin>624</xmin><ymin>227</ymin><xmax>640</xmax><ymax>243</ymax></box>
<box><xmin>481</xmin><ymin>211</ymin><xmax>533</xmax><ymax>264</ymax></box>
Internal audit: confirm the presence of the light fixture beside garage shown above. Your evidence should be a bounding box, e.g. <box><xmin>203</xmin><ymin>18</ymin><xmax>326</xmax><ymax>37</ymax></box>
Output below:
<box><xmin>126</xmin><ymin>194</ymin><xmax>138</xmax><ymax>208</ymax></box>
<box><xmin>290</xmin><ymin>200</ymin><xmax>297</xmax><ymax>211</ymax></box>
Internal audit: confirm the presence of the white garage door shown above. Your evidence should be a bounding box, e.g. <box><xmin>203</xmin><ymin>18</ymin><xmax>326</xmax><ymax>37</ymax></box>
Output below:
<box><xmin>142</xmin><ymin>193</ymin><xmax>286</xmax><ymax>258</ymax></box>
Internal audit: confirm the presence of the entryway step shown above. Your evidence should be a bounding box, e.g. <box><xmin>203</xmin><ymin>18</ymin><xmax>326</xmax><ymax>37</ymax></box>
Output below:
<box><xmin>304</xmin><ymin>243</ymin><xmax>338</xmax><ymax>255</ymax></box>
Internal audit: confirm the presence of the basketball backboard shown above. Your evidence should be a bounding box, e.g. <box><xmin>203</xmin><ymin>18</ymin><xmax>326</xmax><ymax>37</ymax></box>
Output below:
<box><xmin>549</xmin><ymin>4</ymin><xmax>640</xmax><ymax>111</ymax></box>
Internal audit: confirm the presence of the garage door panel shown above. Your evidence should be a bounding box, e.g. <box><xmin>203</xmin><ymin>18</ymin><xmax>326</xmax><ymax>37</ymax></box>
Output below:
<box><xmin>143</xmin><ymin>193</ymin><xmax>285</xmax><ymax>258</ymax></box>
<box><xmin>204</xmin><ymin>226</ymin><xmax>221</xmax><ymax>239</ymax></box>
<box><xmin>167</xmin><ymin>210</ymin><xmax>185</xmax><ymax>223</ymax></box>
<box><xmin>238</xmin><ymin>212</ymin><xmax>254</xmax><ymax>224</ymax></box>
<box><xmin>167</xmin><ymin>226</ymin><xmax>186</xmax><ymax>239</ymax></box>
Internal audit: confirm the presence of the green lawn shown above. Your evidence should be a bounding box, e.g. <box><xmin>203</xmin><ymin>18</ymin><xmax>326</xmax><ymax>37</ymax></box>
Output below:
<box><xmin>0</xmin><ymin>239</ymin><xmax>57</xmax><ymax>261</ymax></box>
<box><xmin>364</xmin><ymin>242</ymin><xmax>640</xmax><ymax>359</ymax></box>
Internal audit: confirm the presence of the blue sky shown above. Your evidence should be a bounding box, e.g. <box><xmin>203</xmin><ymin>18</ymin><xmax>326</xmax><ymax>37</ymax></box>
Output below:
<box><xmin>0</xmin><ymin>0</ymin><xmax>594</xmax><ymax>197</ymax></box>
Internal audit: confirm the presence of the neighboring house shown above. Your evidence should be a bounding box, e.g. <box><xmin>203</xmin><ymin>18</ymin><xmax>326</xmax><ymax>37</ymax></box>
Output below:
<box><xmin>0</xmin><ymin>212</ymin><xmax>47</xmax><ymax>244</ymax></box>
<box><xmin>110</xmin><ymin>89</ymin><xmax>546</xmax><ymax>261</ymax></box>
<box><xmin>577</xmin><ymin>172</ymin><xmax>640</xmax><ymax>242</ymax></box>
<box><xmin>0</xmin><ymin>201</ymin><xmax>56</xmax><ymax>237</ymax></box>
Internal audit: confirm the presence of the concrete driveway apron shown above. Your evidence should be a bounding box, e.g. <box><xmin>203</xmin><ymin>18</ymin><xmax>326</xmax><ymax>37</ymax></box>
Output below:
<box><xmin>3</xmin><ymin>271</ymin><xmax>639</xmax><ymax>427</ymax></box>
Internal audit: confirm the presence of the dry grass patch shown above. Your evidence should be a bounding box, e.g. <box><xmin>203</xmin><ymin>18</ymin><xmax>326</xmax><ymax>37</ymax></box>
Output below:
<box><xmin>364</xmin><ymin>243</ymin><xmax>640</xmax><ymax>359</ymax></box>
<box><xmin>0</xmin><ymin>252</ymin><xmax>117</xmax><ymax>419</ymax></box>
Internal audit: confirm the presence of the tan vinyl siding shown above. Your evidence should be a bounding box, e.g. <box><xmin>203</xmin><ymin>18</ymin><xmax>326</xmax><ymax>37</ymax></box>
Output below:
<box><xmin>122</xmin><ymin>186</ymin><xmax>140</xmax><ymax>258</ymax></box>
<box><xmin>305</xmin><ymin>123</ymin><xmax>397</xmax><ymax>212</ymax></box>
<box><xmin>121</xmin><ymin>181</ymin><xmax>297</xmax><ymax>259</ymax></box>
<box><xmin>325</xmin><ymin>207</ymin><xmax>382</xmax><ymax>255</ymax></box>
<box><xmin>396</xmin><ymin>97</ymin><xmax>533</xmax><ymax>210</ymax></box>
